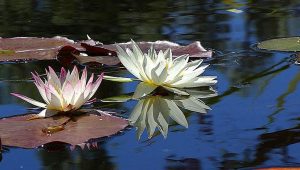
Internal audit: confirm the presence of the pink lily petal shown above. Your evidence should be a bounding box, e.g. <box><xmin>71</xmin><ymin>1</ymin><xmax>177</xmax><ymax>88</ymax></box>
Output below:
<box><xmin>72</xmin><ymin>80</ymin><xmax>83</xmax><ymax>103</ymax></box>
<box><xmin>68</xmin><ymin>66</ymin><xmax>79</xmax><ymax>86</ymax></box>
<box><xmin>33</xmin><ymin>82</ymin><xmax>49</xmax><ymax>104</ymax></box>
<box><xmin>31</xmin><ymin>72</ymin><xmax>45</xmax><ymax>87</ymax></box>
<box><xmin>84</xmin><ymin>81</ymin><xmax>93</xmax><ymax>99</ymax></box>
<box><xmin>60</xmin><ymin>67</ymin><xmax>67</xmax><ymax>84</ymax></box>
<box><xmin>88</xmin><ymin>73</ymin><xmax>104</xmax><ymax>99</ymax></box>
<box><xmin>48</xmin><ymin>66</ymin><xmax>62</xmax><ymax>88</ymax></box>
<box><xmin>86</xmin><ymin>73</ymin><xmax>94</xmax><ymax>86</ymax></box>
<box><xmin>81</xmin><ymin>67</ymin><xmax>87</xmax><ymax>88</ymax></box>
<box><xmin>62</xmin><ymin>81</ymin><xmax>74</xmax><ymax>105</ymax></box>
<box><xmin>11</xmin><ymin>93</ymin><xmax>47</xmax><ymax>108</ymax></box>
<box><xmin>47</xmin><ymin>83</ymin><xmax>61</xmax><ymax>100</ymax></box>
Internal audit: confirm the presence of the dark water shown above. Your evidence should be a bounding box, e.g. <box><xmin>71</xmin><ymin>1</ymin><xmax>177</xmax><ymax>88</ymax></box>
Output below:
<box><xmin>1</xmin><ymin>0</ymin><xmax>300</xmax><ymax>169</ymax></box>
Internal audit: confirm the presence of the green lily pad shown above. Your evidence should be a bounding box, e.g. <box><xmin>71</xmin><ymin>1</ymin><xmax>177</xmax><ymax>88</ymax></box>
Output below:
<box><xmin>257</xmin><ymin>37</ymin><xmax>300</xmax><ymax>52</ymax></box>
<box><xmin>0</xmin><ymin>50</ymin><xmax>15</xmax><ymax>55</ymax></box>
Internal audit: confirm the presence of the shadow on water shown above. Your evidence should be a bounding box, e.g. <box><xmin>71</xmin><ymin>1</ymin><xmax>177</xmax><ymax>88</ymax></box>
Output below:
<box><xmin>37</xmin><ymin>142</ymin><xmax>115</xmax><ymax>170</ymax></box>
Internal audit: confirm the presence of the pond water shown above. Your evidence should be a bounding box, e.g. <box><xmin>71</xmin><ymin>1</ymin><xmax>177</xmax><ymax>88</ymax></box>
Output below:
<box><xmin>1</xmin><ymin>0</ymin><xmax>300</xmax><ymax>169</ymax></box>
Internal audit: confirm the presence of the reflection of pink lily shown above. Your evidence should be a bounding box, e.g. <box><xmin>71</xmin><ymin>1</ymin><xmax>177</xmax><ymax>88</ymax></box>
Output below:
<box><xmin>11</xmin><ymin>66</ymin><xmax>103</xmax><ymax>118</ymax></box>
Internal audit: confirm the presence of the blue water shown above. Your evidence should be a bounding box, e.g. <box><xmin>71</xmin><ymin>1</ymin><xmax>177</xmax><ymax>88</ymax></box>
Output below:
<box><xmin>1</xmin><ymin>0</ymin><xmax>300</xmax><ymax>169</ymax></box>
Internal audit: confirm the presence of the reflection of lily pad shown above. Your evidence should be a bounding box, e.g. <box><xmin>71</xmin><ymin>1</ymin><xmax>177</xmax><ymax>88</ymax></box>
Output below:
<box><xmin>257</xmin><ymin>37</ymin><xmax>300</xmax><ymax>52</ymax></box>
<box><xmin>0</xmin><ymin>110</ymin><xmax>128</xmax><ymax>148</ymax></box>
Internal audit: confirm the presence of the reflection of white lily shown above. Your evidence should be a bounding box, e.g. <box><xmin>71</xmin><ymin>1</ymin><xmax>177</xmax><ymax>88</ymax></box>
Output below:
<box><xmin>11</xmin><ymin>66</ymin><xmax>103</xmax><ymax>118</ymax></box>
<box><xmin>129</xmin><ymin>88</ymin><xmax>217</xmax><ymax>139</ymax></box>
<box><xmin>116</xmin><ymin>40</ymin><xmax>217</xmax><ymax>98</ymax></box>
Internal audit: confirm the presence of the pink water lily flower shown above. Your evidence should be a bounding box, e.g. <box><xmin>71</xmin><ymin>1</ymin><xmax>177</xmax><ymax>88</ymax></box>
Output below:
<box><xmin>11</xmin><ymin>66</ymin><xmax>104</xmax><ymax>118</ymax></box>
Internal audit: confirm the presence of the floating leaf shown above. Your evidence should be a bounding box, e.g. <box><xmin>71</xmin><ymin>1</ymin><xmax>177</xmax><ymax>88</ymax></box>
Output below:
<box><xmin>57</xmin><ymin>45</ymin><xmax>120</xmax><ymax>66</ymax></box>
<box><xmin>81</xmin><ymin>43</ymin><xmax>117</xmax><ymax>56</ymax></box>
<box><xmin>103</xmin><ymin>75</ymin><xmax>138</xmax><ymax>82</ymax></box>
<box><xmin>227</xmin><ymin>9</ymin><xmax>243</xmax><ymax>14</ymax></box>
<box><xmin>257</xmin><ymin>37</ymin><xmax>300</xmax><ymax>52</ymax></box>
<box><xmin>101</xmin><ymin>94</ymin><xmax>132</xmax><ymax>103</ymax></box>
<box><xmin>104</xmin><ymin>40</ymin><xmax>212</xmax><ymax>58</ymax></box>
<box><xmin>0</xmin><ymin>110</ymin><xmax>128</xmax><ymax>148</ymax></box>
<box><xmin>0</xmin><ymin>37</ymin><xmax>212</xmax><ymax>65</ymax></box>
<box><xmin>0</xmin><ymin>36</ymin><xmax>77</xmax><ymax>61</ymax></box>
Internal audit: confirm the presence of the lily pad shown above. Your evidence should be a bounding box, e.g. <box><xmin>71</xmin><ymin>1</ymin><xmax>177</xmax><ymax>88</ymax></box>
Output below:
<box><xmin>103</xmin><ymin>40</ymin><xmax>212</xmax><ymax>58</ymax></box>
<box><xmin>0</xmin><ymin>37</ymin><xmax>212</xmax><ymax>65</ymax></box>
<box><xmin>0</xmin><ymin>110</ymin><xmax>128</xmax><ymax>148</ymax></box>
<box><xmin>0</xmin><ymin>36</ymin><xmax>78</xmax><ymax>61</ymax></box>
<box><xmin>57</xmin><ymin>45</ymin><xmax>120</xmax><ymax>66</ymax></box>
<box><xmin>257</xmin><ymin>37</ymin><xmax>300</xmax><ymax>52</ymax></box>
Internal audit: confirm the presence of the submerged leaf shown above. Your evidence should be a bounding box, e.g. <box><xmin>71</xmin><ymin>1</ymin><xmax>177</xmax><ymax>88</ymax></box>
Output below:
<box><xmin>257</xmin><ymin>37</ymin><xmax>300</xmax><ymax>52</ymax></box>
<box><xmin>0</xmin><ymin>110</ymin><xmax>128</xmax><ymax>148</ymax></box>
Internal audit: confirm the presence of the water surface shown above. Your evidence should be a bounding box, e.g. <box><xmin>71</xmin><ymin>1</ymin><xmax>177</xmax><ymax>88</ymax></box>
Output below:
<box><xmin>1</xmin><ymin>0</ymin><xmax>300</xmax><ymax>169</ymax></box>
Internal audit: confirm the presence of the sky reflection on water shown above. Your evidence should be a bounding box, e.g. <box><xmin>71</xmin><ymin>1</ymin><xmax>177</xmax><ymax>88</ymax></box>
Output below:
<box><xmin>1</xmin><ymin>0</ymin><xmax>300</xmax><ymax>169</ymax></box>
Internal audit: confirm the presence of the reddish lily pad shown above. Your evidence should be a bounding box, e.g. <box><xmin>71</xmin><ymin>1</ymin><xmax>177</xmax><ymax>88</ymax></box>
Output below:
<box><xmin>0</xmin><ymin>37</ymin><xmax>212</xmax><ymax>65</ymax></box>
<box><xmin>0</xmin><ymin>36</ymin><xmax>78</xmax><ymax>61</ymax></box>
<box><xmin>57</xmin><ymin>45</ymin><xmax>120</xmax><ymax>67</ymax></box>
<box><xmin>0</xmin><ymin>110</ymin><xmax>128</xmax><ymax>148</ymax></box>
<box><xmin>57</xmin><ymin>40</ymin><xmax>212</xmax><ymax>66</ymax></box>
<box><xmin>103</xmin><ymin>40</ymin><xmax>212</xmax><ymax>58</ymax></box>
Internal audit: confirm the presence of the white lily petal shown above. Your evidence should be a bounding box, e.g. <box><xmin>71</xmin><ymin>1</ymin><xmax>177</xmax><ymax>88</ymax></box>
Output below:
<box><xmin>37</xmin><ymin>109</ymin><xmax>59</xmax><ymax>118</ymax></box>
<box><xmin>172</xmin><ymin>76</ymin><xmax>217</xmax><ymax>88</ymax></box>
<box><xmin>116</xmin><ymin>45</ymin><xmax>142</xmax><ymax>79</ymax></box>
<box><xmin>88</xmin><ymin>73</ymin><xmax>104</xmax><ymax>99</ymax></box>
<box><xmin>11</xmin><ymin>93</ymin><xmax>47</xmax><ymax>108</ymax></box>
<box><xmin>132</xmin><ymin>82</ymin><xmax>157</xmax><ymax>99</ymax></box>
<box><xmin>47</xmin><ymin>93</ymin><xmax>63</xmax><ymax>110</ymax></box>
<box><xmin>169</xmin><ymin>65</ymin><xmax>209</xmax><ymax>85</ymax></box>
<box><xmin>73</xmin><ymin>93</ymin><xmax>87</xmax><ymax>110</ymax></box>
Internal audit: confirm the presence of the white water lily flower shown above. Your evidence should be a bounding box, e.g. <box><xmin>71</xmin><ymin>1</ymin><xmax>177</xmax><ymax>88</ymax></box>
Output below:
<box><xmin>11</xmin><ymin>66</ymin><xmax>104</xmax><ymax>118</ymax></box>
<box><xmin>116</xmin><ymin>40</ymin><xmax>217</xmax><ymax>98</ymax></box>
